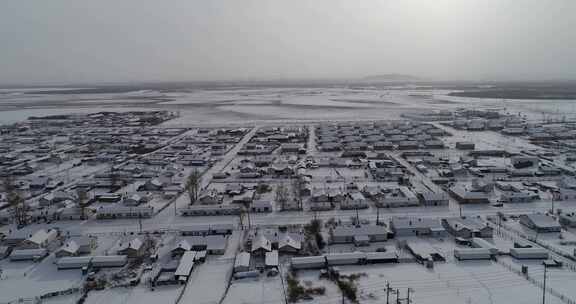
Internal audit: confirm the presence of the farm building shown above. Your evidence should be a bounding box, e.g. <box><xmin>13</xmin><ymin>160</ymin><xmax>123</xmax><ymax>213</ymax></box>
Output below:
<box><xmin>172</xmin><ymin>236</ymin><xmax>228</xmax><ymax>256</ymax></box>
<box><xmin>123</xmin><ymin>193</ymin><xmax>149</xmax><ymax>206</ymax></box>
<box><xmin>171</xmin><ymin>239</ymin><xmax>194</xmax><ymax>257</ymax></box>
<box><xmin>278</xmin><ymin>234</ymin><xmax>302</xmax><ymax>253</ymax></box>
<box><xmin>179</xmin><ymin>204</ymin><xmax>242</xmax><ymax>216</ymax></box>
<box><xmin>290</xmin><ymin>256</ymin><xmax>326</xmax><ymax>270</ymax></box>
<box><xmin>234</xmin><ymin>252</ymin><xmax>251</xmax><ymax>273</ymax></box>
<box><xmin>174</xmin><ymin>251</ymin><xmax>196</xmax><ymax>282</ymax></box>
<box><xmin>365</xmin><ymin>252</ymin><xmax>399</xmax><ymax>264</ymax></box>
<box><xmin>341</xmin><ymin>192</ymin><xmax>369</xmax><ymax>210</ymax></box>
<box><xmin>96</xmin><ymin>206</ymin><xmax>153</xmax><ymax>219</ymax></box>
<box><xmin>325</xmin><ymin>252</ymin><xmax>366</xmax><ymax>266</ymax></box>
<box><xmin>2</xmin><ymin>230</ymin><xmax>31</xmax><ymax>247</ymax></box>
<box><xmin>251</xmin><ymin>234</ymin><xmax>273</xmax><ymax>255</ymax></box>
<box><xmin>442</xmin><ymin>217</ymin><xmax>493</xmax><ymax>238</ymax></box>
<box><xmin>10</xmin><ymin>248</ymin><xmax>48</xmax><ymax>261</ymax></box>
<box><xmin>179</xmin><ymin>223</ymin><xmax>234</xmax><ymax>236</ymax></box>
<box><xmin>389</xmin><ymin>217</ymin><xmax>446</xmax><ymax>237</ymax></box>
<box><xmin>519</xmin><ymin>214</ymin><xmax>561</xmax><ymax>233</ymax></box>
<box><xmin>55</xmin><ymin>237</ymin><xmax>94</xmax><ymax>258</ymax></box>
<box><xmin>116</xmin><ymin>237</ymin><xmax>147</xmax><ymax>258</ymax></box>
<box><xmin>265</xmin><ymin>250</ymin><xmax>279</xmax><ymax>269</ymax></box>
<box><xmin>405</xmin><ymin>242</ymin><xmax>444</xmax><ymax>263</ymax></box>
<box><xmin>454</xmin><ymin>248</ymin><xmax>492</xmax><ymax>261</ymax></box>
<box><xmin>19</xmin><ymin>229</ymin><xmax>58</xmax><ymax>249</ymax></box>
<box><xmin>510</xmin><ymin>248</ymin><xmax>549</xmax><ymax>260</ymax></box>
<box><xmin>500</xmin><ymin>191</ymin><xmax>539</xmax><ymax>203</ymax></box>
<box><xmin>330</xmin><ymin>225</ymin><xmax>388</xmax><ymax>245</ymax></box>
<box><xmin>449</xmin><ymin>185</ymin><xmax>491</xmax><ymax>204</ymax></box>
<box><xmin>250</xmin><ymin>200</ymin><xmax>273</xmax><ymax>213</ymax></box>
<box><xmin>56</xmin><ymin>255</ymin><xmax>128</xmax><ymax>269</ymax></box>
<box><xmin>455</xmin><ymin>142</ymin><xmax>475</xmax><ymax>150</ymax></box>
<box><xmin>417</xmin><ymin>192</ymin><xmax>449</xmax><ymax>206</ymax></box>
<box><xmin>470</xmin><ymin>238</ymin><xmax>499</xmax><ymax>255</ymax></box>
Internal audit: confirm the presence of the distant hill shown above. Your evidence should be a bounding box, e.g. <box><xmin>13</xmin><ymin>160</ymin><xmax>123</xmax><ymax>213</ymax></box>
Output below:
<box><xmin>361</xmin><ymin>74</ymin><xmax>420</xmax><ymax>82</ymax></box>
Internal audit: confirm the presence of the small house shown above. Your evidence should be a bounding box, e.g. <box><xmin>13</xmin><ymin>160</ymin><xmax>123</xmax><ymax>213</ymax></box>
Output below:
<box><xmin>116</xmin><ymin>237</ymin><xmax>146</xmax><ymax>258</ymax></box>
<box><xmin>55</xmin><ymin>237</ymin><xmax>94</xmax><ymax>258</ymax></box>
<box><xmin>20</xmin><ymin>229</ymin><xmax>58</xmax><ymax>249</ymax></box>
<box><xmin>234</xmin><ymin>252</ymin><xmax>251</xmax><ymax>272</ymax></box>
<box><xmin>442</xmin><ymin>217</ymin><xmax>493</xmax><ymax>238</ymax></box>
<box><xmin>519</xmin><ymin>214</ymin><xmax>561</xmax><ymax>233</ymax></box>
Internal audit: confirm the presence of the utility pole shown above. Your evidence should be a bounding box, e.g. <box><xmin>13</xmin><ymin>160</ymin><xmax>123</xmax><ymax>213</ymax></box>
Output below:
<box><xmin>386</xmin><ymin>281</ymin><xmax>391</xmax><ymax>304</ymax></box>
<box><xmin>245</xmin><ymin>206</ymin><xmax>252</xmax><ymax>230</ymax></box>
<box><xmin>542</xmin><ymin>263</ymin><xmax>547</xmax><ymax>304</ymax></box>
<box><xmin>376</xmin><ymin>207</ymin><xmax>380</xmax><ymax>226</ymax></box>
<box><xmin>138</xmin><ymin>214</ymin><xmax>143</xmax><ymax>233</ymax></box>
<box><xmin>407</xmin><ymin>288</ymin><xmax>413</xmax><ymax>304</ymax></box>
<box><xmin>396</xmin><ymin>289</ymin><xmax>400</xmax><ymax>304</ymax></box>
<box><xmin>459</xmin><ymin>204</ymin><xmax>462</xmax><ymax>217</ymax></box>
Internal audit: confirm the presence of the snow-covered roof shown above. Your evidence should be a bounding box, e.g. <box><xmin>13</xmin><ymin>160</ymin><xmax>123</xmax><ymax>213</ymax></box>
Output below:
<box><xmin>278</xmin><ymin>234</ymin><xmax>301</xmax><ymax>250</ymax></box>
<box><xmin>265</xmin><ymin>250</ymin><xmax>278</xmax><ymax>267</ymax></box>
<box><xmin>251</xmin><ymin>234</ymin><xmax>272</xmax><ymax>252</ymax></box>
<box><xmin>27</xmin><ymin>229</ymin><xmax>57</xmax><ymax>245</ymax></box>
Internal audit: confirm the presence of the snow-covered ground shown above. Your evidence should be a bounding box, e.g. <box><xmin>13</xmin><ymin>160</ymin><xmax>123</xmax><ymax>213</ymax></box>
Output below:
<box><xmin>0</xmin><ymin>254</ymin><xmax>84</xmax><ymax>303</ymax></box>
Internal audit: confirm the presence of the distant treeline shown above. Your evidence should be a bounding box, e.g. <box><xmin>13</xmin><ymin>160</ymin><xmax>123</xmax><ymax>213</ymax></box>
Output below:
<box><xmin>449</xmin><ymin>88</ymin><xmax>576</xmax><ymax>100</ymax></box>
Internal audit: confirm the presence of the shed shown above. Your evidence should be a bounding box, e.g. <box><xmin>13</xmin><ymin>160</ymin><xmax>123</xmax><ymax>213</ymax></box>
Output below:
<box><xmin>55</xmin><ymin>237</ymin><xmax>93</xmax><ymax>258</ymax></box>
<box><xmin>510</xmin><ymin>248</ymin><xmax>549</xmax><ymax>260</ymax></box>
<box><xmin>519</xmin><ymin>214</ymin><xmax>561</xmax><ymax>233</ymax></box>
<box><xmin>175</xmin><ymin>251</ymin><xmax>196</xmax><ymax>281</ymax></box>
<box><xmin>290</xmin><ymin>256</ymin><xmax>326</xmax><ymax>270</ymax></box>
<box><xmin>471</xmin><ymin>238</ymin><xmax>499</xmax><ymax>255</ymax></box>
<box><xmin>365</xmin><ymin>252</ymin><xmax>398</xmax><ymax>264</ymax></box>
<box><xmin>20</xmin><ymin>229</ymin><xmax>58</xmax><ymax>249</ymax></box>
<box><xmin>454</xmin><ymin>248</ymin><xmax>492</xmax><ymax>261</ymax></box>
<box><xmin>10</xmin><ymin>248</ymin><xmax>48</xmax><ymax>261</ymax></box>
<box><xmin>325</xmin><ymin>252</ymin><xmax>366</xmax><ymax>266</ymax></box>
<box><xmin>91</xmin><ymin>255</ymin><xmax>128</xmax><ymax>268</ymax></box>
<box><xmin>194</xmin><ymin>250</ymin><xmax>207</xmax><ymax>262</ymax></box>
<box><xmin>56</xmin><ymin>255</ymin><xmax>127</xmax><ymax>269</ymax></box>
<box><xmin>116</xmin><ymin>237</ymin><xmax>146</xmax><ymax>258</ymax></box>
<box><xmin>331</xmin><ymin>225</ymin><xmax>388</xmax><ymax>244</ymax></box>
<box><xmin>265</xmin><ymin>250</ymin><xmax>279</xmax><ymax>269</ymax></box>
<box><xmin>234</xmin><ymin>252</ymin><xmax>251</xmax><ymax>273</ymax></box>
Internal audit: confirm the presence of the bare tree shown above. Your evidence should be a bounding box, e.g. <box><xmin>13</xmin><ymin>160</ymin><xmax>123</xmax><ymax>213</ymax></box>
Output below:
<box><xmin>186</xmin><ymin>169</ymin><xmax>202</xmax><ymax>205</ymax></box>
<box><xmin>275</xmin><ymin>182</ymin><xmax>289</xmax><ymax>211</ymax></box>
<box><xmin>291</xmin><ymin>177</ymin><xmax>303</xmax><ymax>210</ymax></box>
<box><xmin>2</xmin><ymin>175</ymin><xmax>26</xmax><ymax>226</ymax></box>
<box><xmin>76</xmin><ymin>188</ymin><xmax>88</xmax><ymax>220</ymax></box>
<box><xmin>109</xmin><ymin>166</ymin><xmax>121</xmax><ymax>190</ymax></box>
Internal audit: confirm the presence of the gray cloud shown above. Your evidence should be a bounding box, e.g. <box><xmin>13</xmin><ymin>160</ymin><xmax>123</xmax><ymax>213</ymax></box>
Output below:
<box><xmin>0</xmin><ymin>0</ymin><xmax>575</xmax><ymax>84</ymax></box>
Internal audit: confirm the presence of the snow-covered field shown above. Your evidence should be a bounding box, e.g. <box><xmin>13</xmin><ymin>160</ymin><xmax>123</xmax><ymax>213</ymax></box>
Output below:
<box><xmin>1</xmin><ymin>84</ymin><xmax>565</xmax><ymax>126</ymax></box>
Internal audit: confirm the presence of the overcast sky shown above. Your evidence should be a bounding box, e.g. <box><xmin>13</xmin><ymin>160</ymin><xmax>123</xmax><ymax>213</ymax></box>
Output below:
<box><xmin>1</xmin><ymin>0</ymin><xmax>575</xmax><ymax>84</ymax></box>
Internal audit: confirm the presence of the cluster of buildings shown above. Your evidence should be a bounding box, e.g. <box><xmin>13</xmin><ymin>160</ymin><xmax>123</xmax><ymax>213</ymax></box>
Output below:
<box><xmin>238</xmin><ymin>126</ymin><xmax>307</xmax><ymax>156</ymax></box>
<box><xmin>0</xmin><ymin>110</ymin><xmax>254</xmax><ymax>225</ymax></box>
<box><xmin>316</xmin><ymin>121</ymin><xmax>449</xmax><ymax>152</ymax></box>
